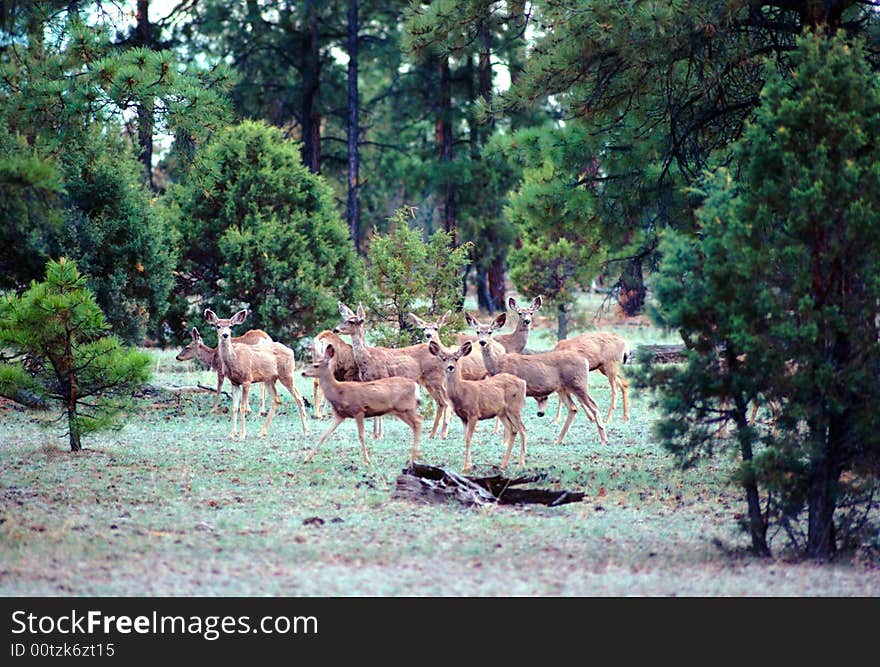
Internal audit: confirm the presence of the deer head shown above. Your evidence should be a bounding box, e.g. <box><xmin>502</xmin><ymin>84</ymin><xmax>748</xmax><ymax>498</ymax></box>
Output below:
<box><xmin>466</xmin><ymin>312</ymin><xmax>506</xmax><ymax>347</ymax></box>
<box><xmin>175</xmin><ymin>327</ymin><xmax>204</xmax><ymax>361</ymax></box>
<box><xmin>508</xmin><ymin>296</ymin><xmax>542</xmax><ymax>328</ymax></box>
<box><xmin>204</xmin><ymin>309</ymin><xmax>248</xmax><ymax>341</ymax></box>
<box><xmin>409</xmin><ymin>311</ymin><xmax>451</xmax><ymax>343</ymax></box>
<box><xmin>428</xmin><ymin>339</ymin><xmax>472</xmax><ymax>375</ymax></box>
<box><xmin>334</xmin><ymin>302</ymin><xmax>365</xmax><ymax>336</ymax></box>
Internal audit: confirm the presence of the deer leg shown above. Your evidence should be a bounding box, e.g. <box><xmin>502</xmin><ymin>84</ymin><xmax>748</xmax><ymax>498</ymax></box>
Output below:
<box><xmin>499</xmin><ymin>416</ymin><xmax>515</xmax><ymax>470</ymax></box>
<box><xmin>259</xmin><ymin>382</ymin><xmax>269</xmax><ymax>416</ymax></box>
<box><xmin>619</xmin><ymin>373</ymin><xmax>630</xmax><ymax>422</ymax></box>
<box><xmin>405</xmin><ymin>411</ymin><xmax>423</xmax><ymax>464</ymax></box>
<box><xmin>492</xmin><ymin>417</ymin><xmax>502</xmax><ymax>435</ymax></box>
<box><xmin>552</xmin><ymin>393</ymin><xmax>564</xmax><ymax>425</ymax></box>
<box><xmin>463</xmin><ymin>418</ymin><xmax>478</xmax><ymax>472</ymax></box>
<box><xmin>554</xmin><ymin>390</ymin><xmax>579</xmax><ymax>445</ymax></box>
<box><xmin>257</xmin><ymin>381</ymin><xmax>280</xmax><ymax>438</ymax></box>
<box><xmin>211</xmin><ymin>372</ymin><xmax>224</xmax><ymax>414</ymax></box>
<box><xmin>281</xmin><ymin>377</ymin><xmax>309</xmax><ymax>436</ymax></box>
<box><xmin>355</xmin><ymin>414</ymin><xmax>372</xmax><ymax>466</ymax></box>
<box><xmin>372</xmin><ymin>416</ymin><xmax>383</xmax><ymax>439</ymax></box>
<box><xmin>305</xmin><ymin>413</ymin><xmax>345</xmax><ymax>463</ymax></box>
<box><xmin>574</xmin><ymin>385</ymin><xmax>607</xmax><ymax>445</ymax></box>
<box><xmin>228</xmin><ymin>384</ymin><xmax>241</xmax><ymax>438</ymax></box>
<box><xmin>312</xmin><ymin>378</ymin><xmax>324</xmax><ymax>419</ymax></box>
<box><xmin>511</xmin><ymin>412</ymin><xmax>528</xmax><ymax>468</ymax></box>
<box><xmin>601</xmin><ymin>368</ymin><xmax>616</xmax><ymax>425</ymax></box>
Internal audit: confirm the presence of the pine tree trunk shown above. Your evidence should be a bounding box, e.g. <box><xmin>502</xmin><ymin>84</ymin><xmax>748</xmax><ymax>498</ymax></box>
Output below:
<box><xmin>618</xmin><ymin>255</ymin><xmax>646</xmax><ymax>316</ymax></box>
<box><xmin>135</xmin><ymin>0</ymin><xmax>155</xmax><ymax>190</ymax></box>
<box><xmin>556</xmin><ymin>302</ymin><xmax>570</xmax><ymax>340</ymax></box>
<box><xmin>301</xmin><ymin>2</ymin><xmax>321</xmax><ymax>173</ymax></box>
<box><xmin>735</xmin><ymin>408</ymin><xmax>770</xmax><ymax>556</ymax></box>
<box><xmin>346</xmin><ymin>0</ymin><xmax>360</xmax><ymax>253</ymax></box>
<box><xmin>807</xmin><ymin>422</ymin><xmax>841</xmax><ymax>559</ymax></box>
<box><xmin>435</xmin><ymin>56</ymin><xmax>456</xmax><ymax>243</ymax></box>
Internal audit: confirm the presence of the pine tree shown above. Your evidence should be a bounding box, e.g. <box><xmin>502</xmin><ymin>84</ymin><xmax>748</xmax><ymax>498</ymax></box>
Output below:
<box><xmin>641</xmin><ymin>33</ymin><xmax>880</xmax><ymax>559</ymax></box>
<box><xmin>171</xmin><ymin>120</ymin><xmax>364</xmax><ymax>348</ymax></box>
<box><xmin>0</xmin><ymin>258</ymin><xmax>152</xmax><ymax>452</ymax></box>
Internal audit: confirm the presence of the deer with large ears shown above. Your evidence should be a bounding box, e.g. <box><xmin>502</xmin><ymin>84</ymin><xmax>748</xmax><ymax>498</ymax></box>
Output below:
<box><xmin>428</xmin><ymin>340</ymin><xmax>527</xmax><ymax>472</ymax></box>
<box><xmin>302</xmin><ymin>343</ymin><xmax>423</xmax><ymax>466</ymax></box>
<box><xmin>467</xmin><ymin>311</ymin><xmax>608</xmax><ymax>446</ymax></box>
<box><xmin>203</xmin><ymin>309</ymin><xmax>309</xmax><ymax>440</ymax></box>
<box><xmin>176</xmin><ymin>327</ymin><xmax>272</xmax><ymax>415</ymax></box>
<box><xmin>495</xmin><ymin>296</ymin><xmax>542</xmax><ymax>353</ymax></box>
<box><xmin>334</xmin><ymin>302</ymin><xmax>454</xmax><ymax>439</ymax></box>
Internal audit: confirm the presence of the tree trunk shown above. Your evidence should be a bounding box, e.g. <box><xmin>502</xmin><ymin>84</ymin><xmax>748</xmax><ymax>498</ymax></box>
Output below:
<box><xmin>301</xmin><ymin>2</ymin><xmax>321</xmax><ymax>173</ymax></box>
<box><xmin>618</xmin><ymin>255</ymin><xmax>647</xmax><ymax>316</ymax></box>
<box><xmin>807</xmin><ymin>419</ymin><xmax>842</xmax><ymax>560</ymax></box>
<box><xmin>435</xmin><ymin>55</ymin><xmax>456</xmax><ymax>243</ymax></box>
<box><xmin>556</xmin><ymin>301</ymin><xmax>571</xmax><ymax>340</ymax></box>
<box><xmin>346</xmin><ymin>0</ymin><xmax>361</xmax><ymax>253</ymax></box>
<box><xmin>733</xmin><ymin>396</ymin><xmax>771</xmax><ymax>557</ymax></box>
<box><xmin>135</xmin><ymin>0</ymin><xmax>155</xmax><ymax>190</ymax></box>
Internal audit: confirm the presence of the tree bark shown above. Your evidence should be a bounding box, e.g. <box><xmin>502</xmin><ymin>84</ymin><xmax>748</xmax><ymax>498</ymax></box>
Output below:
<box><xmin>346</xmin><ymin>0</ymin><xmax>361</xmax><ymax>253</ymax></box>
<box><xmin>135</xmin><ymin>0</ymin><xmax>155</xmax><ymax>190</ymax></box>
<box><xmin>556</xmin><ymin>301</ymin><xmax>570</xmax><ymax>340</ymax></box>
<box><xmin>301</xmin><ymin>2</ymin><xmax>321</xmax><ymax>173</ymax></box>
<box><xmin>435</xmin><ymin>55</ymin><xmax>456</xmax><ymax>243</ymax></box>
<box><xmin>618</xmin><ymin>255</ymin><xmax>647</xmax><ymax>316</ymax></box>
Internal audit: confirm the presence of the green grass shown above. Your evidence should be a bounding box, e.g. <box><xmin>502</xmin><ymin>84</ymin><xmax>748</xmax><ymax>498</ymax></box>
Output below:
<box><xmin>1</xmin><ymin>328</ymin><xmax>878</xmax><ymax>596</ymax></box>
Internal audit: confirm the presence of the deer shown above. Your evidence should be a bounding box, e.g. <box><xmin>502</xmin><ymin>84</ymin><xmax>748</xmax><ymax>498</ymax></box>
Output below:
<box><xmin>409</xmin><ymin>311</ymin><xmax>488</xmax><ymax>381</ymax></box>
<box><xmin>334</xmin><ymin>302</ymin><xmax>453</xmax><ymax>440</ymax></box>
<box><xmin>310</xmin><ymin>330</ymin><xmax>359</xmax><ymax>419</ymax></box>
<box><xmin>495</xmin><ymin>296</ymin><xmax>543</xmax><ymax>353</ymax></box>
<box><xmin>301</xmin><ymin>343</ymin><xmax>423</xmax><ymax>466</ymax></box>
<box><xmin>203</xmin><ymin>309</ymin><xmax>309</xmax><ymax>440</ymax></box>
<box><xmin>467</xmin><ymin>311</ymin><xmax>608</xmax><ymax>446</ymax></box>
<box><xmin>428</xmin><ymin>340</ymin><xmax>527</xmax><ymax>472</ymax></box>
<box><xmin>552</xmin><ymin>332</ymin><xmax>632</xmax><ymax>424</ymax></box>
<box><xmin>175</xmin><ymin>327</ymin><xmax>273</xmax><ymax>415</ymax></box>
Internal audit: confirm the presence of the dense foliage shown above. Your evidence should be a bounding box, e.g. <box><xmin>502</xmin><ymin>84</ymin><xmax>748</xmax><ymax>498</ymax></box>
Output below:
<box><xmin>640</xmin><ymin>33</ymin><xmax>880</xmax><ymax>559</ymax></box>
<box><xmin>170</xmin><ymin>120</ymin><xmax>363</xmax><ymax>348</ymax></box>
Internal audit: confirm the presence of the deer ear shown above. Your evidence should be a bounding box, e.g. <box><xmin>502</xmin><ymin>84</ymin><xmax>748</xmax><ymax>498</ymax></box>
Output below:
<box><xmin>191</xmin><ymin>327</ymin><xmax>201</xmax><ymax>341</ymax></box>
<box><xmin>204</xmin><ymin>309</ymin><xmax>218</xmax><ymax>324</ymax></box>
<box><xmin>465</xmin><ymin>312</ymin><xmax>478</xmax><ymax>328</ymax></box>
<box><xmin>325</xmin><ymin>344</ymin><xmax>336</xmax><ymax>359</ymax></box>
<box><xmin>493</xmin><ymin>312</ymin><xmax>507</xmax><ymax>330</ymax></box>
<box><xmin>428</xmin><ymin>340</ymin><xmax>441</xmax><ymax>356</ymax></box>
<box><xmin>409</xmin><ymin>313</ymin><xmax>425</xmax><ymax>327</ymax></box>
<box><xmin>356</xmin><ymin>303</ymin><xmax>365</xmax><ymax>320</ymax></box>
<box><xmin>231</xmin><ymin>309</ymin><xmax>248</xmax><ymax>325</ymax></box>
<box><xmin>439</xmin><ymin>310</ymin><xmax>451</xmax><ymax>327</ymax></box>
<box><xmin>460</xmin><ymin>340</ymin><xmax>473</xmax><ymax>357</ymax></box>
<box><xmin>507</xmin><ymin>297</ymin><xmax>517</xmax><ymax>310</ymax></box>
<box><xmin>338</xmin><ymin>301</ymin><xmax>354</xmax><ymax>318</ymax></box>
<box><xmin>532</xmin><ymin>296</ymin><xmax>543</xmax><ymax>310</ymax></box>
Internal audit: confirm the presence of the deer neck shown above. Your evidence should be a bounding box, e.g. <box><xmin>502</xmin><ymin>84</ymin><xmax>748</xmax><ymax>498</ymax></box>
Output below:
<box><xmin>509</xmin><ymin>318</ymin><xmax>530</xmax><ymax>352</ymax></box>
<box><xmin>347</xmin><ymin>327</ymin><xmax>371</xmax><ymax>380</ymax></box>
<box><xmin>479</xmin><ymin>341</ymin><xmax>503</xmax><ymax>375</ymax></box>
<box><xmin>198</xmin><ymin>343</ymin><xmax>221</xmax><ymax>370</ymax></box>
<box><xmin>216</xmin><ymin>336</ymin><xmax>239</xmax><ymax>375</ymax></box>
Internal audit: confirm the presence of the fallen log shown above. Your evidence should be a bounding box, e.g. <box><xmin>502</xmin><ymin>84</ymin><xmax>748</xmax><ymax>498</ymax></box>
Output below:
<box><xmin>394</xmin><ymin>463</ymin><xmax>586</xmax><ymax>507</ymax></box>
<box><xmin>635</xmin><ymin>344</ymin><xmax>686</xmax><ymax>364</ymax></box>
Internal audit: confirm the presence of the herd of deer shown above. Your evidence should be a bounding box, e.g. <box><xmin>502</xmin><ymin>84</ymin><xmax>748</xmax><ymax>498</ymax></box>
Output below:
<box><xmin>174</xmin><ymin>298</ymin><xmax>632</xmax><ymax>472</ymax></box>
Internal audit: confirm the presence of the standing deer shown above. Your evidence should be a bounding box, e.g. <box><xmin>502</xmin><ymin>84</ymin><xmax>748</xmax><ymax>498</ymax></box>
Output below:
<box><xmin>553</xmin><ymin>332</ymin><xmax>631</xmax><ymax>424</ymax></box>
<box><xmin>310</xmin><ymin>330</ymin><xmax>359</xmax><ymax>419</ymax></box>
<box><xmin>302</xmin><ymin>343</ymin><xmax>423</xmax><ymax>466</ymax></box>
<box><xmin>334</xmin><ymin>302</ymin><xmax>453</xmax><ymax>439</ymax></box>
<box><xmin>428</xmin><ymin>340</ymin><xmax>527</xmax><ymax>472</ymax></box>
<box><xmin>176</xmin><ymin>327</ymin><xmax>272</xmax><ymax>415</ymax></box>
<box><xmin>468</xmin><ymin>312</ymin><xmax>608</xmax><ymax>446</ymax></box>
<box><xmin>495</xmin><ymin>296</ymin><xmax>542</xmax><ymax>353</ymax></box>
<box><xmin>203</xmin><ymin>309</ymin><xmax>309</xmax><ymax>440</ymax></box>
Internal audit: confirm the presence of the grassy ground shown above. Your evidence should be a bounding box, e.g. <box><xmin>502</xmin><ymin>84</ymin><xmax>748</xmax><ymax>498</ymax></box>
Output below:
<box><xmin>1</xmin><ymin>301</ymin><xmax>878</xmax><ymax>597</ymax></box>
